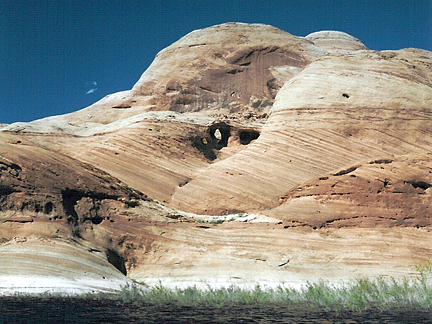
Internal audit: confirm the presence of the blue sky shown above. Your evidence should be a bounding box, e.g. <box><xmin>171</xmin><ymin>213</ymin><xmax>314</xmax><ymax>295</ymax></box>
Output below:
<box><xmin>1</xmin><ymin>0</ymin><xmax>431</xmax><ymax>124</ymax></box>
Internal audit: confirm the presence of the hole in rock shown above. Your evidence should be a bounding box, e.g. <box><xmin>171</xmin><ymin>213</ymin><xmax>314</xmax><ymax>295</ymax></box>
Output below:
<box><xmin>227</xmin><ymin>68</ymin><xmax>244</xmax><ymax>75</ymax></box>
<box><xmin>382</xmin><ymin>179</ymin><xmax>390</xmax><ymax>187</ymax></box>
<box><xmin>238</xmin><ymin>130</ymin><xmax>260</xmax><ymax>145</ymax></box>
<box><xmin>342</xmin><ymin>93</ymin><xmax>350</xmax><ymax>98</ymax></box>
<box><xmin>179</xmin><ymin>180</ymin><xmax>189</xmax><ymax>187</ymax></box>
<box><xmin>90</xmin><ymin>215</ymin><xmax>104</xmax><ymax>225</ymax></box>
<box><xmin>190</xmin><ymin>122</ymin><xmax>233</xmax><ymax>160</ymax></box>
<box><xmin>125</xmin><ymin>199</ymin><xmax>140</xmax><ymax>208</ymax></box>
<box><xmin>44</xmin><ymin>202</ymin><xmax>53</xmax><ymax>214</ymax></box>
<box><xmin>333</xmin><ymin>166</ymin><xmax>357</xmax><ymax>176</ymax></box>
<box><xmin>61</xmin><ymin>189</ymin><xmax>83</xmax><ymax>223</ymax></box>
<box><xmin>106</xmin><ymin>249</ymin><xmax>127</xmax><ymax>275</ymax></box>
<box><xmin>0</xmin><ymin>185</ymin><xmax>17</xmax><ymax>196</ymax></box>
<box><xmin>369</xmin><ymin>159</ymin><xmax>393</xmax><ymax>164</ymax></box>
<box><xmin>112</xmin><ymin>104</ymin><xmax>132</xmax><ymax>109</ymax></box>
<box><xmin>209</xmin><ymin>122</ymin><xmax>231</xmax><ymax>149</ymax></box>
<box><xmin>405</xmin><ymin>180</ymin><xmax>432</xmax><ymax>190</ymax></box>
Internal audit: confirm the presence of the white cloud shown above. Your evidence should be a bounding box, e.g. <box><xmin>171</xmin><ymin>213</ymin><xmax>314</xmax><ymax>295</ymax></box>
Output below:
<box><xmin>85</xmin><ymin>81</ymin><xmax>98</xmax><ymax>95</ymax></box>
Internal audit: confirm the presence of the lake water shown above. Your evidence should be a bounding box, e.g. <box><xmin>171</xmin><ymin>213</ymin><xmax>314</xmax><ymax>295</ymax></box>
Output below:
<box><xmin>1</xmin><ymin>297</ymin><xmax>430</xmax><ymax>323</ymax></box>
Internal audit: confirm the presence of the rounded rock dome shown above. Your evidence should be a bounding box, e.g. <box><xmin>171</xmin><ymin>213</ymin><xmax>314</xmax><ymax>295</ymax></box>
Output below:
<box><xmin>305</xmin><ymin>30</ymin><xmax>368</xmax><ymax>52</ymax></box>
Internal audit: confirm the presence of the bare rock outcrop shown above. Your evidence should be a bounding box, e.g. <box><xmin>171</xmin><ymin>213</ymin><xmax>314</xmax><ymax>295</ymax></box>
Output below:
<box><xmin>171</xmin><ymin>48</ymin><xmax>432</xmax><ymax>214</ymax></box>
<box><xmin>305</xmin><ymin>30</ymin><xmax>368</xmax><ymax>52</ymax></box>
<box><xmin>269</xmin><ymin>155</ymin><xmax>432</xmax><ymax>229</ymax></box>
<box><xmin>0</xmin><ymin>131</ymin><xmax>151</xmax><ymax>281</ymax></box>
<box><xmin>131</xmin><ymin>23</ymin><xmax>323</xmax><ymax>114</ymax></box>
<box><xmin>0</xmin><ymin>132</ymin><xmax>146</xmax><ymax>223</ymax></box>
<box><xmin>0</xmin><ymin>238</ymin><xmax>132</xmax><ymax>294</ymax></box>
<box><xmin>2</xmin><ymin>23</ymin><xmax>432</xmax><ymax>293</ymax></box>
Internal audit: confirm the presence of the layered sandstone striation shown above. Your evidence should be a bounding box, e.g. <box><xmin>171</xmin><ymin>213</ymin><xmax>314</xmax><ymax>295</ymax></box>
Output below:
<box><xmin>171</xmin><ymin>48</ymin><xmax>432</xmax><ymax>214</ymax></box>
<box><xmin>1</xmin><ymin>23</ymin><xmax>432</xmax><ymax>293</ymax></box>
<box><xmin>305</xmin><ymin>30</ymin><xmax>368</xmax><ymax>52</ymax></box>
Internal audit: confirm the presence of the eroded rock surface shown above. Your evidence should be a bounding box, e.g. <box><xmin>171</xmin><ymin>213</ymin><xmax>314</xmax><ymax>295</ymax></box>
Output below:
<box><xmin>171</xmin><ymin>48</ymin><xmax>432</xmax><ymax>214</ymax></box>
<box><xmin>1</xmin><ymin>23</ymin><xmax>432</xmax><ymax>293</ymax></box>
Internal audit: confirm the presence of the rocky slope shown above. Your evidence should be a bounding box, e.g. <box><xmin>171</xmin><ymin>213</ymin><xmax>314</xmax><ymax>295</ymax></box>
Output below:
<box><xmin>1</xmin><ymin>23</ymin><xmax>432</xmax><ymax>293</ymax></box>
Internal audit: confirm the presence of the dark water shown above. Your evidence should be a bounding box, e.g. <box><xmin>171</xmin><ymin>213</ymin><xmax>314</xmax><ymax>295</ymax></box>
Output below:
<box><xmin>1</xmin><ymin>297</ymin><xmax>431</xmax><ymax>324</ymax></box>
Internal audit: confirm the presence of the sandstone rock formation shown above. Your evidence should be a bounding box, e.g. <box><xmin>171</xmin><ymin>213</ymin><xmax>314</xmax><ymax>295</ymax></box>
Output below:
<box><xmin>305</xmin><ymin>30</ymin><xmax>368</xmax><ymax>52</ymax></box>
<box><xmin>1</xmin><ymin>23</ymin><xmax>432</xmax><ymax>293</ymax></box>
<box><xmin>171</xmin><ymin>48</ymin><xmax>432</xmax><ymax>214</ymax></box>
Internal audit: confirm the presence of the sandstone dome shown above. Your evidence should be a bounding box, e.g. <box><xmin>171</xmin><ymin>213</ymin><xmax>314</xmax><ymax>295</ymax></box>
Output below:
<box><xmin>305</xmin><ymin>30</ymin><xmax>368</xmax><ymax>52</ymax></box>
<box><xmin>130</xmin><ymin>22</ymin><xmax>324</xmax><ymax>115</ymax></box>
<box><xmin>2</xmin><ymin>23</ymin><xmax>432</xmax><ymax>294</ymax></box>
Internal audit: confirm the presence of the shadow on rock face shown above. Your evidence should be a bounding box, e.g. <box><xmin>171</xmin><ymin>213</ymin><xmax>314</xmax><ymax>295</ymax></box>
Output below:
<box><xmin>238</xmin><ymin>129</ymin><xmax>260</xmax><ymax>145</ymax></box>
<box><xmin>106</xmin><ymin>248</ymin><xmax>127</xmax><ymax>275</ymax></box>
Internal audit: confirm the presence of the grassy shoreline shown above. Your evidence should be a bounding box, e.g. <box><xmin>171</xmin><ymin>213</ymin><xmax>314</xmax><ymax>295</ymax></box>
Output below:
<box><xmin>3</xmin><ymin>263</ymin><xmax>432</xmax><ymax>312</ymax></box>
<box><xmin>114</xmin><ymin>276</ymin><xmax>432</xmax><ymax>312</ymax></box>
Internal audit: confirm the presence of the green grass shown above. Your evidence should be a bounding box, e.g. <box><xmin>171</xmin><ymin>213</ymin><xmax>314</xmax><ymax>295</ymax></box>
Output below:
<box><xmin>102</xmin><ymin>263</ymin><xmax>432</xmax><ymax>311</ymax></box>
<box><xmin>6</xmin><ymin>262</ymin><xmax>432</xmax><ymax>313</ymax></box>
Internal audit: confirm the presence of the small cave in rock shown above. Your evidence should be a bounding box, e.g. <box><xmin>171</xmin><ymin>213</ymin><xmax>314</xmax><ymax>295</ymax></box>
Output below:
<box><xmin>112</xmin><ymin>103</ymin><xmax>132</xmax><ymax>109</ymax></box>
<box><xmin>89</xmin><ymin>215</ymin><xmax>104</xmax><ymax>225</ymax></box>
<box><xmin>44</xmin><ymin>201</ymin><xmax>53</xmax><ymax>214</ymax></box>
<box><xmin>61</xmin><ymin>189</ymin><xmax>84</xmax><ymax>224</ymax></box>
<box><xmin>238</xmin><ymin>129</ymin><xmax>260</xmax><ymax>145</ymax></box>
<box><xmin>0</xmin><ymin>185</ymin><xmax>17</xmax><ymax>196</ymax></box>
<box><xmin>369</xmin><ymin>159</ymin><xmax>393</xmax><ymax>164</ymax></box>
<box><xmin>405</xmin><ymin>180</ymin><xmax>432</xmax><ymax>190</ymax></box>
<box><xmin>227</xmin><ymin>68</ymin><xmax>244</xmax><ymax>75</ymax></box>
<box><xmin>106</xmin><ymin>249</ymin><xmax>127</xmax><ymax>275</ymax></box>
<box><xmin>333</xmin><ymin>166</ymin><xmax>357</xmax><ymax>176</ymax></box>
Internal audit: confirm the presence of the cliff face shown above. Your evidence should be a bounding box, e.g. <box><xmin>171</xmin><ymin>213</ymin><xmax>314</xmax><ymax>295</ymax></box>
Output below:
<box><xmin>1</xmin><ymin>23</ymin><xmax>432</xmax><ymax>293</ymax></box>
<box><xmin>171</xmin><ymin>48</ymin><xmax>432</xmax><ymax>214</ymax></box>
